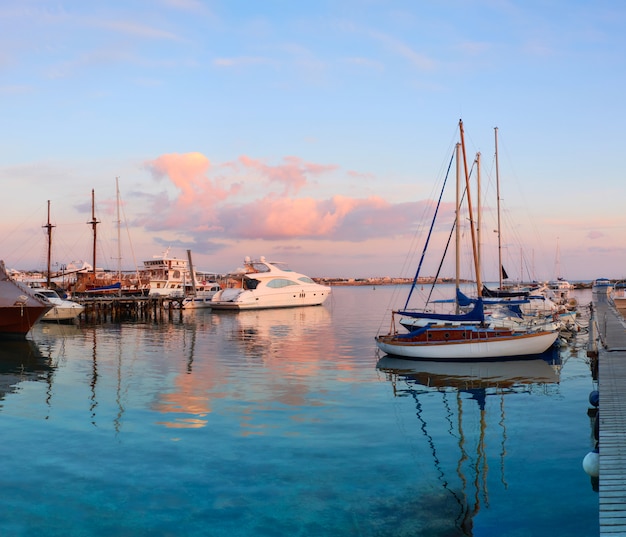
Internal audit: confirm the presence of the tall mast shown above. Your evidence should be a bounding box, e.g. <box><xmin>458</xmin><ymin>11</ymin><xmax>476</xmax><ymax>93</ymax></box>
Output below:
<box><xmin>455</xmin><ymin>142</ymin><xmax>461</xmax><ymax>311</ymax></box>
<box><xmin>476</xmin><ymin>152</ymin><xmax>482</xmax><ymax>285</ymax></box>
<box><xmin>495</xmin><ymin>126</ymin><xmax>503</xmax><ymax>289</ymax></box>
<box><xmin>459</xmin><ymin>119</ymin><xmax>482</xmax><ymax>296</ymax></box>
<box><xmin>187</xmin><ymin>249</ymin><xmax>197</xmax><ymax>295</ymax></box>
<box><xmin>42</xmin><ymin>200</ymin><xmax>55</xmax><ymax>288</ymax></box>
<box><xmin>116</xmin><ymin>178</ymin><xmax>122</xmax><ymax>297</ymax></box>
<box><xmin>88</xmin><ymin>189</ymin><xmax>100</xmax><ymax>275</ymax></box>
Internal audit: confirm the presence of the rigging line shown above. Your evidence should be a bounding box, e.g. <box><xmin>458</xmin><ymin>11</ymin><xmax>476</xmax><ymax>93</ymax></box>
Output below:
<box><xmin>117</xmin><ymin>185</ymin><xmax>142</xmax><ymax>281</ymax></box>
<box><xmin>403</xmin><ymin>150</ymin><xmax>455</xmax><ymax>310</ymax></box>
<box><xmin>417</xmin><ymin>159</ymin><xmax>475</xmax><ymax>310</ymax></box>
<box><xmin>423</xmin><ymin>185</ymin><xmax>469</xmax><ymax>309</ymax></box>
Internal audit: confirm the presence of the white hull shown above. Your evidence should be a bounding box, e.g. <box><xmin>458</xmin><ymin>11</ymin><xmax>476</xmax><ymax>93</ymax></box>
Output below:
<box><xmin>182</xmin><ymin>296</ymin><xmax>214</xmax><ymax>309</ymax></box>
<box><xmin>41</xmin><ymin>304</ymin><xmax>84</xmax><ymax>322</ymax></box>
<box><xmin>375</xmin><ymin>330</ymin><xmax>559</xmax><ymax>360</ymax></box>
<box><xmin>210</xmin><ymin>289</ymin><xmax>330</xmax><ymax>310</ymax></box>
<box><xmin>31</xmin><ymin>289</ymin><xmax>84</xmax><ymax>322</ymax></box>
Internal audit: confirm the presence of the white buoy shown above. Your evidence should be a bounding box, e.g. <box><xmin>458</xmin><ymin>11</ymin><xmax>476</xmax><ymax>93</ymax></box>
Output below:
<box><xmin>583</xmin><ymin>450</ymin><xmax>599</xmax><ymax>477</ymax></box>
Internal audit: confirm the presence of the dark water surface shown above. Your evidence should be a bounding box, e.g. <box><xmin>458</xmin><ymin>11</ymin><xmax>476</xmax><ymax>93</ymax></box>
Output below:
<box><xmin>0</xmin><ymin>286</ymin><xmax>597</xmax><ymax>536</ymax></box>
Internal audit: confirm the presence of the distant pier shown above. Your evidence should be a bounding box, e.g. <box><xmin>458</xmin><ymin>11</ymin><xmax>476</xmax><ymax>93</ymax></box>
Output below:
<box><xmin>591</xmin><ymin>290</ymin><xmax>626</xmax><ymax>535</ymax></box>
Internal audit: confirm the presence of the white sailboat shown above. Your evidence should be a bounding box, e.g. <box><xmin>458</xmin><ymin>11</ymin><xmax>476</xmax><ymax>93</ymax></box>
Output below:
<box><xmin>375</xmin><ymin>120</ymin><xmax>559</xmax><ymax>361</ymax></box>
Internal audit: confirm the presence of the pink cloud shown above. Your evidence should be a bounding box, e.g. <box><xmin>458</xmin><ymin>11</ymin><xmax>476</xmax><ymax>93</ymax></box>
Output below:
<box><xmin>143</xmin><ymin>153</ymin><xmax>241</xmax><ymax>228</ymax></box>
<box><xmin>587</xmin><ymin>230</ymin><xmax>604</xmax><ymax>240</ymax></box>
<box><xmin>137</xmin><ymin>152</ymin><xmax>432</xmax><ymax>249</ymax></box>
<box><xmin>239</xmin><ymin>155</ymin><xmax>338</xmax><ymax>195</ymax></box>
<box><xmin>217</xmin><ymin>195</ymin><xmax>430</xmax><ymax>241</ymax></box>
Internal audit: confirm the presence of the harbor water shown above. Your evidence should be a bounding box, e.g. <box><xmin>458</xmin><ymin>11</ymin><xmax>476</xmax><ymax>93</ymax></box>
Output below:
<box><xmin>2</xmin><ymin>285</ymin><xmax>597</xmax><ymax>536</ymax></box>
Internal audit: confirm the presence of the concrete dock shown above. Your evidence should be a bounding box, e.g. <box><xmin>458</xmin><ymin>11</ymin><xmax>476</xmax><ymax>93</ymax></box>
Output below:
<box><xmin>592</xmin><ymin>291</ymin><xmax>626</xmax><ymax>535</ymax></box>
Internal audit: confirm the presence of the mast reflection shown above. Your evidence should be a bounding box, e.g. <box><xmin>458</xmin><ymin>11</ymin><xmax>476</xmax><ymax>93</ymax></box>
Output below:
<box><xmin>376</xmin><ymin>352</ymin><xmax>561</xmax><ymax>535</ymax></box>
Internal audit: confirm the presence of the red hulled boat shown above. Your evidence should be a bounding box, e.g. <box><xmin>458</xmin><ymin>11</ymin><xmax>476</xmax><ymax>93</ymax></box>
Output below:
<box><xmin>0</xmin><ymin>261</ymin><xmax>51</xmax><ymax>338</ymax></box>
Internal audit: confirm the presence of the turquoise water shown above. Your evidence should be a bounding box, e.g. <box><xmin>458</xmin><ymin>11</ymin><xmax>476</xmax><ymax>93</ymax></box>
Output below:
<box><xmin>0</xmin><ymin>286</ymin><xmax>597</xmax><ymax>536</ymax></box>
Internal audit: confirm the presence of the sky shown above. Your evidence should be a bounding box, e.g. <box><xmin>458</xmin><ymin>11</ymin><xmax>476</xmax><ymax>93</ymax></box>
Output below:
<box><xmin>1</xmin><ymin>0</ymin><xmax>625</xmax><ymax>281</ymax></box>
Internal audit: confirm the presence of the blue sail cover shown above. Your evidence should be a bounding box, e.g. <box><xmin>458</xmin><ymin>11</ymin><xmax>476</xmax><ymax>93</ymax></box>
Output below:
<box><xmin>397</xmin><ymin>294</ymin><xmax>485</xmax><ymax>324</ymax></box>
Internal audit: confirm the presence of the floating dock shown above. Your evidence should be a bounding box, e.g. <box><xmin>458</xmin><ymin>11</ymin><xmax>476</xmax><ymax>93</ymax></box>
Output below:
<box><xmin>592</xmin><ymin>291</ymin><xmax>626</xmax><ymax>535</ymax></box>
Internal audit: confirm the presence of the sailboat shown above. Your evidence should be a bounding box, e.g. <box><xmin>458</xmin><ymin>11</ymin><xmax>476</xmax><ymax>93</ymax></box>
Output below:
<box><xmin>72</xmin><ymin>185</ymin><xmax>149</xmax><ymax>296</ymax></box>
<box><xmin>375</xmin><ymin>121</ymin><xmax>559</xmax><ymax>361</ymax></box>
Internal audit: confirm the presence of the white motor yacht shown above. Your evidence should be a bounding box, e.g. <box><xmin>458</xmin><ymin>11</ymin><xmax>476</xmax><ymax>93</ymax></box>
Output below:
<box><xmin>210</xmin><ymin>256</ymin><xmax>331</xmax><ymax>311</ymax></box>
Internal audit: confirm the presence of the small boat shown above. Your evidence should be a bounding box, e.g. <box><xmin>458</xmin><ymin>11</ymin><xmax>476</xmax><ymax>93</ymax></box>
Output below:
<box><xmin>180</xmin><ymin>250</ymin><xmax>221</xmax><ymax>309</ymax></box>
<box><xmin>181</xmin><ymin>283</ymin><xmax>221</xmax><ymax>309</ymax></box>
<box><xmin>0</xmin><ymin>261</ymin><xmax>51</xmax><ymax>337</ymax></box>
<box><xmin>593</xmin><ymin>278</ymin><xmax>613</xmax><ymax>295</ymax></box>
<box><xmin>375</xmin><ymin>121</ymin><xmax>559</xmax><ymax>361</ymax></box>
<box><xmin>31</xmin><ymin>288</ymin><xmax>85</xmax><ymax>322</ymax></box>
<box><xmin>210</xmin><ymin>256</ymin><xmax>331</xmax><ymax>310</ymax></box>
<box><xmin>545</xmin><ymin>278</ymin><xmax>572</xmax><ymax>305</ymax></box>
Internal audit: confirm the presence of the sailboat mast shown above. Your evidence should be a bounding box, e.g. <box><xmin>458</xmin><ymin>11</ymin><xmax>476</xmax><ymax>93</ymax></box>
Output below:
<box><xmin>459</xmin><ymin>120</ymin><xmax>482</xmax><ymax>296</ymax></box>
<box><xmin>455</xmin><ymin>142</ymin><xmax>461</xmax><ymax>311</ymax></box>
<box><xmin>476</xmin><ymin>152</ymin><xmax>482</xmax><ymax>284</ymax></box>
<box><xmin>187</xmin><ymin>250</ymin><xmax>197</xmax><ymax>295</ymax></box>
<box><xmin>495</xmin><ymin>127</ymin><xmax>503</xmax><ymax>289</ymax></box>
<box><xmin>116</xmin><ymin>178</ymin><xmax>122</xmax><ymax>297</ymax></box>
<box><xmin>43</xmin><ymin>200</ymin><xmax>55</xmax><ymax>288</ymax></box>
<box><xmin>88</xmin><ymin>189</ymin><xmax>100</xmax><ymax>275</ymax></box>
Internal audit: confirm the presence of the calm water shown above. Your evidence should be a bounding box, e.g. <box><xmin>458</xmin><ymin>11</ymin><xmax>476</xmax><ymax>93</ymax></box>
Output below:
<box><xmin>1</xmin><ymin>286</ymin><xmax>597</xmax><ymax>536</ymax></box>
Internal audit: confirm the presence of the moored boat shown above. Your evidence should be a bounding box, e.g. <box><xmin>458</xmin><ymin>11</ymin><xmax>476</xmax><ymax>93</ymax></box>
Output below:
<box><xmin>31</xmin><ymin>288</ymin><xmax>85</xmax><ymax>322</ymax></box>
<box><xmin>593</xmin><ymin>278</ymin><xmax>613</xmax><ymax>295</ymax></box>
<box><xmin>181</xmin><ymin>284</ymin><xmax>221</xmax><ymax>309</ymax></box>
<box><xmin>142</xmin><ymin>249</ymin><xmax>219</xmax><ymax>299</ymax></box>
<box><xmin>376</xmin><ymin>321</ymin><xmax>558</xmax><ymax>360</ymax></box>
<box><xmin>210</xmin><ymin>256</ymin><xmax>331</xmax><ymax>310</ymax></box>
<box><xmin>0</xmin><ymin>261</ymin><xmax>51</xmax><ymax>337</ymax></box>
<box><xmin>375</xmin><ymin>121</ymin><xmax>559</xmax><ymax>361</ymax></box>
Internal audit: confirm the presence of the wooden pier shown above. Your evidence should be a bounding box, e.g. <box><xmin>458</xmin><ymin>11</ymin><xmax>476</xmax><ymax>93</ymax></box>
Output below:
<box><xmin>592</xmin><ymin>291</ymin><xmax>626</xmax><ymax>535</ymax></box>
<box><xmin>75</xmin><ymin>295</ymin><xmax>185</xmax><ymax>323</ymax></box>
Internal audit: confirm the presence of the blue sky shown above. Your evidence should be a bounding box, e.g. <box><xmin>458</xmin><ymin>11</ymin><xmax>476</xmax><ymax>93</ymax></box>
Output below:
<box><xmin>1</xmin><ymin>0</ymin><xmax>625</xmax><ymax>280</ymax></box>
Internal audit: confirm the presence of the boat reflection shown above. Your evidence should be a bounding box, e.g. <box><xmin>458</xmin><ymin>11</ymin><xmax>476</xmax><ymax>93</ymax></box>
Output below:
<box><xmin>221</xmin><ymin>305</ymin><xmax>333</xmax><ymax>358</ymax></box>
<box><xmin>376</xmin><ymin>351</ymin><xmax>561</xmax><ymax>536</ymax></box>
<box><xmin>0</xmin><ymin>339</ymin><xmax>54</xmax><ymax>403</ymax></box>
<box><xmin>377</xmin><ymin>353</ymin><xmax>561</xmax><ymax>392</ymax></box>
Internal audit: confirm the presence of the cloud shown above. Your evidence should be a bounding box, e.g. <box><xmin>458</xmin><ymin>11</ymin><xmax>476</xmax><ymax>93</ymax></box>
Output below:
<box><xmin>213</xmin><ymin>57</ymin><xmax>276</xmax><ymax>68</ymax></box>
<box><xmin>367</xmin><ymin>30</ymin><xmax>435</xmax><ymax>70</ymax></box>
<box><xmin>239</xmin><ymin>155</ymin><xmax>338</xmax><ymax>196</ymax></box>
<box><xmin>138</xmin><ymin>152</ymin><xmax>428</xmax><ymax>245</ymax></box>
<box><xmin>143</xmin><ymin>153</ymin><xmax>240</xmax><ymax>230</ymax></box>
<box><xmin>587</xmin><ymin>230</ymin><xmax>604</xmax><ymax>240</ymax></box>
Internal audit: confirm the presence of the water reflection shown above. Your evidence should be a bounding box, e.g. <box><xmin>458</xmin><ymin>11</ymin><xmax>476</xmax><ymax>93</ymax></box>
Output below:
<box><xmin>0</xmin><ymin>339</ymin><xmax>54</xmax><ymax>404</ymax></box>
<box><xmin>155</xmin><ymin>306</ymin><xmax>334</xmax><ymax>431</ymax></box>
<box><xmin>221</xmin><ymin>306</ymin><xmax>332</xmax><ymax>354</ymax></box>
<box><xmin>376</xmin><ymin>353</ymin><xmax>561</xmax><ymax>536</ymax></box>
